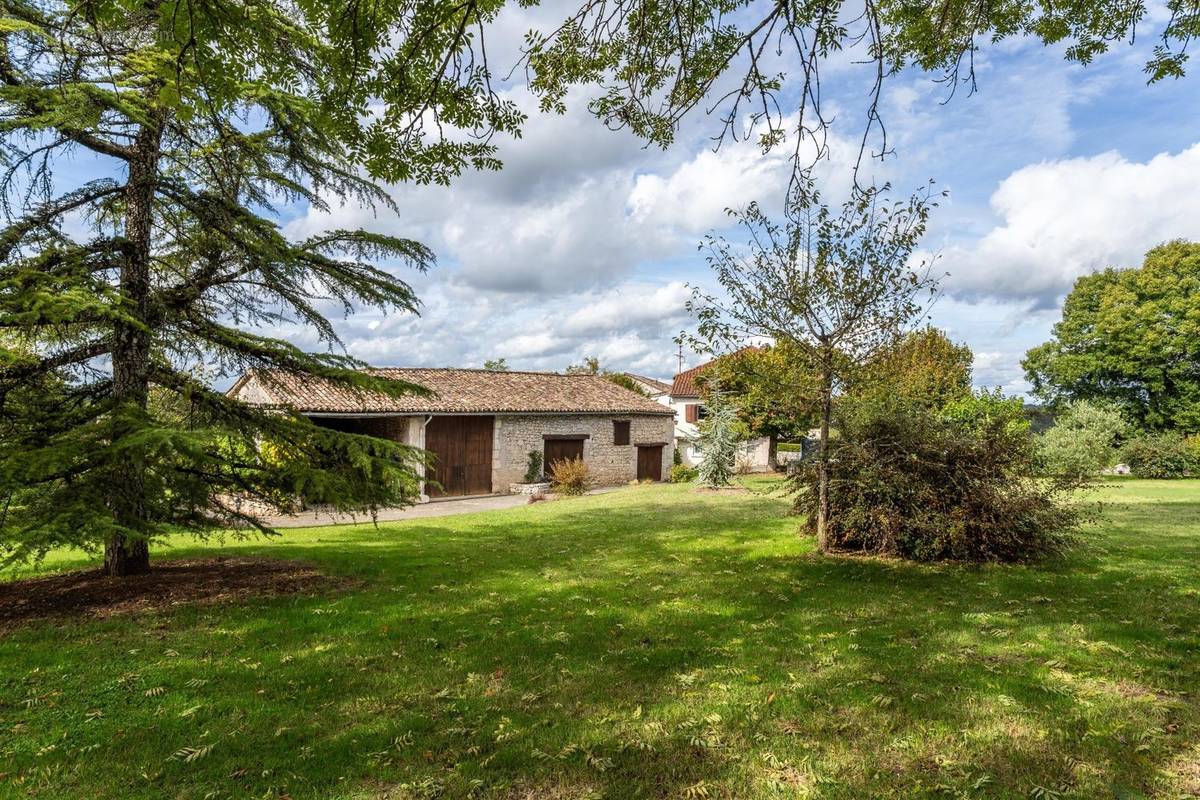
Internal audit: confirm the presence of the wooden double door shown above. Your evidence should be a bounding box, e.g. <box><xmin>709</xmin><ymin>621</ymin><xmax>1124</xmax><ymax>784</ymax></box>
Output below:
<box><xmin>425</xmin><ymin>416</ymin><xmax>494</xmax><ymax>497</ymax></box>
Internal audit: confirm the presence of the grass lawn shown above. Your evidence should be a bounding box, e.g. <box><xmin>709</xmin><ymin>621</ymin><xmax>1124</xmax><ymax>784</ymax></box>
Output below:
<box><xmin>2</xmin><ymin>478</ymin><xmax>1199</xmax><ymax>799</ymax></box>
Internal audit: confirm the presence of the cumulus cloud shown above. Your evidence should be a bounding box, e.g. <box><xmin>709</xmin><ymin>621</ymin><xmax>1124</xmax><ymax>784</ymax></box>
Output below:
<box><xmin>628</xmin><ymin>145</ymin><xmax>793</xmax><ymax>233</ymax></box>
<box><xmin>284</xmin><ymin>96</ymin><xmax>844</xmax><ymax>297</ymax></box>
<box><xmin>252</xmin><ymin>278</ymin><xmax>695</xmax><ymax>379</ymax></box>
<box><xmin>557</xmin><ymin>282</ymin><xmax>692</xmax><ymax>337</ymax></box>
<box><xmin>941</xmin><ymin>143</ymin><xmax>1200</xmax><ymax>305</ymax></box>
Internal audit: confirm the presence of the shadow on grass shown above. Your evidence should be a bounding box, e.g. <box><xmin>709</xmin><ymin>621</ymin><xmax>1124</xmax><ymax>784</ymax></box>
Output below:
<box><xmin>2</xmin><ymin>489</ymin><xmax>1199</xmax><ymax>798</ymax></box>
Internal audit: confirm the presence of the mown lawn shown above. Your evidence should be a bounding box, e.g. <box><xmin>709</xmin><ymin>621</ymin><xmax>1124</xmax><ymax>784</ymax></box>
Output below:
<box><xmin>2</xmin><ymin>478</ymin><xmax>1199</xmax><ymax>799</ymax></box>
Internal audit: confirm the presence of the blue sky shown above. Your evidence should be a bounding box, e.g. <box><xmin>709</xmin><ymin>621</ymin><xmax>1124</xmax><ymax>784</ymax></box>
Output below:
<box><xmin>267</xmin><ymin>10</ymin><xmax>1200</xmax><ymax>391</ymax></box>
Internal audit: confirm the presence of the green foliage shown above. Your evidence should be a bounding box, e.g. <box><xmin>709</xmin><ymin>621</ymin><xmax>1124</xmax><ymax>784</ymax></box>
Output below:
<box><xmin>670</xmin><ymin>463</ymin><xmax>698</xmax><ymax>483</ymax></box>
<box><xmin>565</xmin><ymin>357</ymin><xmax>603</xmax><ymax>375</ymax></box>
<box><xmin>524</xmin><ymin>0</ymin><xmax>1195</xmax><ymax>177</ymax></box>
<box><xmin>792</xmin><ymin>392</ymin><xmax>1081</xmax><ymax>562</ymax></box>
<box><xmin>1187</xmin><ymin>435</ymin><xmax>1200</xmax><ymax>466</ymax></box>
<box><xmin>854</xmin><ymin>326</ymin><xmax>973</xmax><ymax>410</ymax></box>
<box><xmin>523</xmin><ymin>450</ymin><xmax>543</xmax><ymax>484</ymax></box>
<box><xmin>698</xmin><ymin>343</ymin><xmax>817</xmax><ymax>443</ymax></box>
<box><xmin>0</xmin><ymin>0</ymin><xmax>527</xmax><ymax>572</ymax></box>
<box><xmin>1023</xmin><ymin>241</ymin><xmax>1200</xmax><ymax>432</ymax></box>
<box><xmin>548</xmin><ymin>456</ymin><xmax>590</xmax><ymax>496</ymax></box>
<box><xmin>1036</xmin><ymin>400</ymin><xmax>1128</xmax><ymax>478</ymax></box>
<box><xmin>605</xmin><ymin>372</ymin><xmax>649</xmax><ymax>396</ymax></box>
<box><xmin>940</xmin><ymin>388</ymin><xmax>1031</xmax><ymax>434</ymax></box>
<box><xmin>484</xmin><ymin>359</ymin><xmax>509</xmax><ymax>371</ymax></box>
<box><xmin>691</xmin><ymin>174</ymin><xmax>941</xmax><ymax>546</ymax></box>
<box><xmin>1122</xmin><ymin>432</ymin><xmax>1197</xmax><ymax>478</ymax></box>
<box><xmin>695</xmin><ymin>388</ymin><xmax>741</xmax><ymax>488</ymax></box>
<box><xmin>672</xmin><ymin>445</ymin><xmax>683</xmax><ymax>466</ymax></box>
<box><xmin>565</xmin><ymin>356</ymin><xmax>648</xmax><ymax>396</ymax></box>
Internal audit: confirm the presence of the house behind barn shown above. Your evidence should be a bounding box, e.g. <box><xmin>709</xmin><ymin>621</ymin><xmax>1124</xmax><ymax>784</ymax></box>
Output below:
<box><xmin>229</xmin><ymin>368</ymin><xmax>675</xmax><ymax>501</ymax></box>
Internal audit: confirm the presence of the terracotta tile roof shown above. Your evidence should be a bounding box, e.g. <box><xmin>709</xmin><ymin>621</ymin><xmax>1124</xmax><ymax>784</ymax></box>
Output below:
<box><xmin>231</xmin><ymin>368</ymin><xmax>675</xmax><ymax>415</ymax></box>
<box><xmin>623</xmin><ymin>373</ymin><xmax>671</xmax><ymax>394</ymax></box>
<box><xmin>670</xmin><ymin>347</ymin><xmax>762</xmax><ymax>398</ymax></box>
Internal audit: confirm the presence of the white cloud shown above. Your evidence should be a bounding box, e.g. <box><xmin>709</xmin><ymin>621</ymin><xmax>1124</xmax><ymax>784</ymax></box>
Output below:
<box><xmin>628</xmin><ymin>145</ymin><xmax>792</xmax><ymax>233</ymax></box>
<box><xmin>941</xmin><ymin>142</ymin><xmax>1200</xmax><ymax>305</ymax></box>
<box><xmin>557</xmin><ymin>282</ymin><xmax>692</xmax><ymax>337</ymax></box>
<box><xmin>255</xmin><ymin>277</ymin><xmax>695</xmax><ymax>378</ymax></box>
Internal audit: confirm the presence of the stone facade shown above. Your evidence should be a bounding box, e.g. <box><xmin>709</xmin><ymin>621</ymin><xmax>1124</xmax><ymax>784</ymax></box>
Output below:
<box><xmin>491</xmin><ymin>413</ymin><xmax>674</xmax><ymax>489</ymax></box>
<box><xmin>306</xmin><ymin>412</ymin><xmax>674</xmax><ymax>501</ymax></box>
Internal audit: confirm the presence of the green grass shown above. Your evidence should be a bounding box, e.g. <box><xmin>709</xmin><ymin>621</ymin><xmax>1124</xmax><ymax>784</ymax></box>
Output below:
<box><xmin>2</xmin><ymin>478</ymin><xmax>1199</xmax><ymax>799</ymax></box>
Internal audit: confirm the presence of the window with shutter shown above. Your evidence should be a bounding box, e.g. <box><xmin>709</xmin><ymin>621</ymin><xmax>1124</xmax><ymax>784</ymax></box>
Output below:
<box><xmin>685</xmin><ymin>404</ymin><xmax>699</xmax><ymax>423</ymax></box>
<box><xmin>613</xmin><ymin>420</ymin><xmax>631</xmax><ymax>445</ymax></box>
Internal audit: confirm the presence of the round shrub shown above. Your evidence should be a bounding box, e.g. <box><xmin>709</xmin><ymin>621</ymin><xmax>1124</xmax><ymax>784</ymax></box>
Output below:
<box><xmin>670</xmin><ymin>463</ymin><xmax>697</xmax><ymax>483</ymax></box>
<box><xmin>791</xmin><ymin>392</ymin><xmax>1082</xmax><ymax>563</ymax></box>
<box><xmin>1122</xmin><ymin>432</ymin><xmax>1195</xmax><ymax>478</ymax></box>
<box><xmin>1035</xmin><ymin>400</ymin><xmax>1127</xmax><ymax>477</ymax></box>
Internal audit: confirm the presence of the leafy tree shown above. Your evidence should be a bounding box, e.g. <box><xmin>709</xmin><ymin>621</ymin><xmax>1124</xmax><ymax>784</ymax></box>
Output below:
<box><xmin>694</xmin><ymin>387</ymin><xmax>740</xmax><ymax>488</ymax></box>
<box><xmin>565</xmin><ymin>357</ymin><xmax>602</xmax><ymax>375</ymax></box>
<box><xmin>1036</xmin><ymin>400</ymin><xmax>1128</xmax><ymax>478</ymax></box>
<box><xmin>524</xmin><ymin>0</ymin><xmax>1197</xmax><ymax>180</ymax></box>
<box><xmin>854</xmin><ymin>327</ymin><xmax>972</xmax><ymax>411</ymax></box>
<box><xmin>696</xmin><ymin>342</ymin><xmax>818</xmax><ymax>467</ymax></box>
<box><xmin>0</xmin><ymin>0</ymin><xmax>523</xmax><ymax>574</ymax></box>
<box><xmin>1023</xmin><ymin>242</ymin><xmax>1200</xmax><ymax>433</ymax></box>
<box><xmin>691</xmin><ymin>176</ymin><xmax>939</xmax><ymax>551</ymax></box>
<box><xmin>483</xmin><ymin>358</ymin><xmax>510</xmax><ymax>371</ymax></box>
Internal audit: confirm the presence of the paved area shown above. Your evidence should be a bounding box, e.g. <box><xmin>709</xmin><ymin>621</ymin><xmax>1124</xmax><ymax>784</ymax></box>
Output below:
<box><xmin>262</xmin><ymin>493</ymin><xmax>531</xmax><ymax>529</ymax></box>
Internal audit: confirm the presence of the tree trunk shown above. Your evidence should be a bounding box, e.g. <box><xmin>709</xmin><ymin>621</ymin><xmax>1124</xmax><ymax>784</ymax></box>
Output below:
<box><xmin>106</xmin><ymin>115</ymin><xmax>162</xmax><ymax>578</ymax></box>
<box><xmin>815</xmin><ymin>353</ymin><xmax>833</xmax><ymax>553</ymax></box>
<box><xmin>767</xmin><ymin>434</ymin><xmax>778</xmax><ymax>471</ymax></box>
<box><xmin>104</xmin><ymin>536</ymin><xmax>149</xmax><ymax>577</ymax></box>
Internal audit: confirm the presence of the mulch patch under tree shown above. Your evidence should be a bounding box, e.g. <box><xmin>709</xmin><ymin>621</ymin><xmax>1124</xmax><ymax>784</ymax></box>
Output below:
<box><xmin>0</xmin><ymin>557</ymin><xmax>349</xmax><ymax>631</ymax></box>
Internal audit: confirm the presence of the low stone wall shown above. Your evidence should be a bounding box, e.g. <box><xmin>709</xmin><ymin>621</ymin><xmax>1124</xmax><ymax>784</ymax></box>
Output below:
<box><xmin>509</xmin><ymin>481</ymin><xmax>551</xmax><ymax>495</ymax></box>
<box><xmin>493</xmin><ymin>413</ymin><xmax>674</xmax><ymax>488</ymax></box>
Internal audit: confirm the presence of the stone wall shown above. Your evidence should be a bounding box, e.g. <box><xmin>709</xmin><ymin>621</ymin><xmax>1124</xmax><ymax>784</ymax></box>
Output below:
<box><xmin>298</xmin><ymin>412</ymin><xmax>674</xmax><ymax>499</ymax></box>
<box><xmin>492</xmin><ymin>413</ymin><xmax>674</xmax><ymax>488</ymax></box>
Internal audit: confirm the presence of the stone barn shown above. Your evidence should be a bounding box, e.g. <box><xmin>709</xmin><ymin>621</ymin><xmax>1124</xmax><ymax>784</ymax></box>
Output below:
<box><xmin>229</xmin><ymin>368</ymin><xmax>676</xmax><ymax>500</ymax></box>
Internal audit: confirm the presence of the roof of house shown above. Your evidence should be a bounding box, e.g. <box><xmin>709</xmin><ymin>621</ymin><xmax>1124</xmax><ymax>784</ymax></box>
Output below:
<box><xmin>670</xmin><ymin>347</ymin><xmax>762</xmax><ymax>398</ymax></box>
<box><xmin>229</xmin><ymin>368</ymin><xmax>675</xmax><ymax>415</ymax></box>
<box><xmin>623</xmin><ymin>372</ymin><xmax>671</xmax><ymax>394</ymax></box>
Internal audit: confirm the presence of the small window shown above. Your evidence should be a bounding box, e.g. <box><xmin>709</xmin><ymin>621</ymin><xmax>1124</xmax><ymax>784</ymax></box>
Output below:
<box><xmin>613</xmin><ymin>420</ymin><xmax>631</xmax><ymax>446</ymax></box>
<box><xmin>685</xmin><ymin>404</ymin><xmax>700</xmax><ymax>423</ymax></box>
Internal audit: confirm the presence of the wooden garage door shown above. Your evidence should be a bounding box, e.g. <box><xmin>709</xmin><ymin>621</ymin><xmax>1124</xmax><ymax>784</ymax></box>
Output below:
<box><xmin>544</xmin><ymin>438</ymin><xmax>584</xmax><ymax>474</ymax></box>
<box><xmin>425</xmin><ymin>416</ymin><xmax>494</xmax><ymax>498</ymax></box>
<box><xmin>637</xmin><ymin>445</ymin><xmax>663</xmax><ymax>481</ymax></box>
